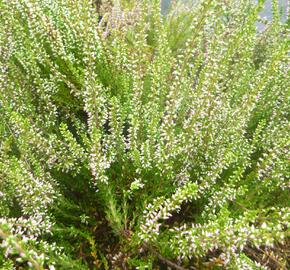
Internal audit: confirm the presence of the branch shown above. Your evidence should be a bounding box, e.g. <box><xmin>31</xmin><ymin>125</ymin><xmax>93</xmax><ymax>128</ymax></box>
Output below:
<box><xmin>142</xmin><ymin>243</ymin><xmax>194</xmax><ymax>270</ymax></box>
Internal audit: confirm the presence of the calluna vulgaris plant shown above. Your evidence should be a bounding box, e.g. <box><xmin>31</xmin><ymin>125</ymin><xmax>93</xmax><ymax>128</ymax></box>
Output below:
<box><xmin>0</xmin><ymin>0</ymin><xmax>289</xmax><ymax>269</ymax></box>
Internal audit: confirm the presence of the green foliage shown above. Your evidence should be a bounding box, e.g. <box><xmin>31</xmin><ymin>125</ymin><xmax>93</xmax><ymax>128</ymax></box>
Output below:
<box><xmin>0</xmin><ymin>0</ymin><xmax>289</xmax><ymax>269</ymax></box>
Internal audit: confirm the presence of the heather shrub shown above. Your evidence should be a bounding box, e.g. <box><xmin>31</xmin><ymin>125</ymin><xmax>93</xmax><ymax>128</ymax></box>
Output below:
<box><xmin>0</xmin><ymin>0</ymin><xmax>289</xmax><ymax>269</ymax></box>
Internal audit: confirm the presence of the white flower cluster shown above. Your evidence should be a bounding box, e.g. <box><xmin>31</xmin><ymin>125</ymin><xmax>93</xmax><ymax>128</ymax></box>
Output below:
<box><xmin>140</xmin><ymin>182</ymin><xmax>199</xmax><ymax>241</ymax></box>
<box><xmin>169</xmin><ymin>208</ymin><xmax>289</xmax><ymax>261</ymax></box>
<box><xmin>0</xmin><ymin>0</ymin><xmax>288</xmax><ymax>268</ymax></box>
<box><xmin>0</xmin><ymin>217</ymin><xmax>56</xmax><ymax>270</ymax></box>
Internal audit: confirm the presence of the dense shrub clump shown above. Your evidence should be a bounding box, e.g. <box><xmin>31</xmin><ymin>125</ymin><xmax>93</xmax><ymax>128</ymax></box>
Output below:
<box><xmin>0</xmin><ymin>0</ymin><xmax>289</xmax><ymax>269</ymax></box>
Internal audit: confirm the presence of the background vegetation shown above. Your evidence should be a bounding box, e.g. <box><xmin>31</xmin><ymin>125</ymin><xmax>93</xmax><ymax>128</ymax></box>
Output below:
<box><xmin>0</xmin><ymin>0</ymin><xmax>289</xmax><ymax>269</ymax></box>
